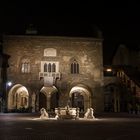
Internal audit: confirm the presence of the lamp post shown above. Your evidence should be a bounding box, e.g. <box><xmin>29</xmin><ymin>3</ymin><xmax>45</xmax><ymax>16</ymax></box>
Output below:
<box><xmin>7</xmin><ymin>81</ymin><xmax>12</xmax><ymax>87</ymax></box>
<box><xmin>4</xmin><ymin>81</ymin><xmax>12</xmax><ymax>112</ymax></box>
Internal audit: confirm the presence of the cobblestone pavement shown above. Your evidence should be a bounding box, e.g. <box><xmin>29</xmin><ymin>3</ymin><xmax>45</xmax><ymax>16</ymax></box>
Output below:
<box><xmin>0</xmin><ymin>113</ymin><xmax>140</xmax><ymax>140</ymax></box>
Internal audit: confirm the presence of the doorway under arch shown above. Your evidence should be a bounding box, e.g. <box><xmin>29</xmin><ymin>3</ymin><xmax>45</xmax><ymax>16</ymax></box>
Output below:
<box><xmin>71</xmin><ymin>92</ymin><xmax>84</xmax><ymax>111</ymax></box>
<box><xmin>104</xmin><ymin>83</ymin><xmax>121</xmax><ymax>112</ymax></box>
<box><xmin>39</xmin><ymin>92</ymin><xmax>47</xmax><ymax>109</ymax></box>
<box><xmin>39</xmin><ymin>86</ymin><xmax>58</xmax><ymax>111</ymax></box>
<box><xmin>8</xmin><ymin>84</ymin><xmax>29</xmax><ymax>111</ymax></box>
<box><xmin>69</xmin><ymin>84</ymin><xmax>91</xmax><ymax>112</ymax></box>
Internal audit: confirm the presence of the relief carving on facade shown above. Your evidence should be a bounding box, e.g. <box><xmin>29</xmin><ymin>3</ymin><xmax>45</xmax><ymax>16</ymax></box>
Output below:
<box><xmin>44</xmin><ymin>48</ymin><xmax>57</xmax><ymax>57</ymax></box>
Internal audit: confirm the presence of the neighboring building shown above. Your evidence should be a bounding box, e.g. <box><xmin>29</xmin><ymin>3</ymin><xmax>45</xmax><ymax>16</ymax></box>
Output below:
<box><xmin>0</xmin><ymin>54</ymin><xmax>2</xmax><ymax>112</ymax></box>
<box><xmin>2</xmin><ymin>35</ymin><xmax>104</xmax><ymax>113</ymax></box>
<box><xmin>0</xmin><ymin>52</ymin><xmax>10</xmax><ymax>112</ymax></box>
<box><xmin>112</xmin><ymin>44</ymin><xmax>140</xmax><ymax>69</ymax></box>
<box><xmin>112</xmin><ymin>44</ymin><xmax>130</xmax><ymax>66</ymax></box>
<box><xmin>111</xmin><ymin>44</ymin><xmax>140</xmax><ymax>112</ymax></box>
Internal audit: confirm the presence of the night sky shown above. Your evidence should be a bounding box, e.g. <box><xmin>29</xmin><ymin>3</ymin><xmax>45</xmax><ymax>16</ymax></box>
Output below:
<box><xmin>0</xmin><ymin>1</ymin><xmax>140</xmax><ymax>64</ymax></box>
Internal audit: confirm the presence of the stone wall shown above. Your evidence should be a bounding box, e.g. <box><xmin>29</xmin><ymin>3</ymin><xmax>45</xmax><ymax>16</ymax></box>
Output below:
<box><xmin>3</xmin><ymin>35</ymin><xmax>104</xmax><ymax>112</ymax></box>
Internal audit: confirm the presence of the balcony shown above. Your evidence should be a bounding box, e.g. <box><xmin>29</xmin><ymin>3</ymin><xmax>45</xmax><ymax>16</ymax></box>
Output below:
<box><xmin>39</xmin><ymin>72</ymin><xmax>61</xmax><ymax>80</ymax></box>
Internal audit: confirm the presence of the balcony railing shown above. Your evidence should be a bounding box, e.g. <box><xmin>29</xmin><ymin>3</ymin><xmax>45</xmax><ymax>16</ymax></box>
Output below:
<box><xmin>39</xmin><ymin>72</ymin><xmax>61</xmax><ymax>80</ymax></box>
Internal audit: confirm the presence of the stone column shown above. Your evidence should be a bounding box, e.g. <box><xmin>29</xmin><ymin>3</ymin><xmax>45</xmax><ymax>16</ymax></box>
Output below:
<box><xmin>84</xmin><ymin>97</ymin><xmax>89</xmax><ymax>112</ymax></box>
<box><xmin>31</xmin><ymin>93</ymin><xmax>36</xmax><ymax>112</ymax></box>
<box><xmin>114</xmin><ymin>92</ymin><xmax>117</xmax><ymax>112</ymax></box>
<box><xmin>47</xmin><ymin>94</ymin><xmax>51</xmax><ymax>111</ymax></box>
<box><xmin>117</xmin><ymin>93</ymin><xmax>120</xmax><ymax>112</ymax></box>
<box><xmin>35</xmin><ymin>92</ymin><xmax>39</xmax><ymax>112</ymax></box>
<box><xmin>114</xmin><ymin>92</ymin><xmax>120</xmax><ymax>112</ymax></box>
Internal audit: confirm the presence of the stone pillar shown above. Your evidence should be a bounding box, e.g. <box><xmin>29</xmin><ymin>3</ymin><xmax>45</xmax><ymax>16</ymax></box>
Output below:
<box><xmin>114</xmin><ymin>92</ymin><xmax>117</xmax><ymax>112</ymax></box>
<box><xmin>84</xmin><ymin>99</ymin><xmax>89</xmax><ymax>112</ymax></box>
<box><xmin>31</xmin><ymin>93</ymin><xmax>36</xmax><ymax>112</ymax></box>
<box><xmin>117</xmin><ymin>93</ymin><xmax>120</xmax><ymax>112</ymax></box>
<box><xmin>47</xmin><ymin>94</ymin><xmax>51</xmax><ymax>111</ymax></box>
<box><xmin>35</xmin><ymin>92</ymin><xmax>39</xmax><ymax>112</ymax></box>
<box><xmin>114</xmin><ymin>92</ymin><xmax>120</xmax><ymax>112</ymax></box>
<box><xmin>16</xmin><ymin>95</ymin><xmax>20</xmax><ymax>109</ymax></box>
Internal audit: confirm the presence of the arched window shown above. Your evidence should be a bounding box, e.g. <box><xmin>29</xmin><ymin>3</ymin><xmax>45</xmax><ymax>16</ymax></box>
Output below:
<box><xmin>71</xmin><ymin>60</ymin><xmax>79</xmax><ymax>74</ymax></box>
<box><xmin>42</xmin><ymin>62</ymin><xmax>58</xmax><ymax>73</ymax></box>
<box><xmin>44</xmin><ymin>63</ymin><xmax>47</xmax><ymax>72</ymax></box>
<box><xmin>21</xmin><ymin>62</ymin><xmax>30</xmax><ymax>73</ymax></box>
<box><xmin>48</xmin><ymin>63</ymin><xmax>51</xmax><ymax>72</ymax></box>
<box><xmin>52</xmin><ymin>63</ymin><xmax>56</xmax><ymax>72</ymax></box>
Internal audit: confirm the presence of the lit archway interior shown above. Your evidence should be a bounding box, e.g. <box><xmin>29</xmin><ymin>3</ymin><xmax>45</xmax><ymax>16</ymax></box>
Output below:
<box><xmin>69</xmin><ymin>85</ymin><xmax>91</xmax><ymax>112</ymax></box>
<box><xmin>39</xmin><ymin>86</ymin><xmax>58</xmax><ymax>110</ymax></box>
<box><xmin>8</xmin><ymin>84</ymin><xmax>29</xmax><ymax>110</ymax></box>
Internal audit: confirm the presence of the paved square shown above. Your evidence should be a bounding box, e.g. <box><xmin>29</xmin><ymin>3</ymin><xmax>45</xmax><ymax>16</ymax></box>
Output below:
<box><xmin>0</xmin><ymin>113</ymin><xmax>140</xmax><ymax>140</ymax></box>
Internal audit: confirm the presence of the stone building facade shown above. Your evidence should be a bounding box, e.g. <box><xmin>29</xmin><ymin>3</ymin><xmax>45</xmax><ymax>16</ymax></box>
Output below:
<box><xmin>0</xmin><ymin>53</ymin><xmax>10</xmax><ymax>112</ymax></box>
<box><xmin>3</xmin><ymin>35</ymin><xmax>104</xmax><ymax>113</ymax></box>
<box><xmin>112</xmin><ymin>44</ymin><xmax>140</xmax><ymax>69</ymax></box>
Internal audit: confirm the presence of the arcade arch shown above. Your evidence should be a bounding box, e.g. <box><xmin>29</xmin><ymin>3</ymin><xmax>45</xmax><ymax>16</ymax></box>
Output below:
<box><xmin>69</xmin><ymin>84</ymin><xmax>92</xmax><ymax>111</ymax></box>
<box><xmin>104</xmin><ymin>83</ymin><xmax>120</xmax><ymax>112</ymax></box>
<box><xmin>39</xmin><ymin>86</ymin><xmax>58</xmax><ymax>111</ymax></box>
<box><xmin>8</xmin><ymin>84</ymin><xmax>29</xmax><ymax>111</ymax></box>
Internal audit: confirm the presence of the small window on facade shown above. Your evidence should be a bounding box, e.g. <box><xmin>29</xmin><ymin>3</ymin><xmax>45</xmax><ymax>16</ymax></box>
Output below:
<box><xmin>21</xmin><ymin>62</ymin><xmax>30</xmax><ymax>73</ymax></box>
<box><xmin>48</xmin><ymin>63</ymin><xmax>51</xmax><ymax>72</ymax></box>
<box><xmin>44</xmin><ymin>63</ymin><xmax>47</xmax><ymax>72</ymax></box>
<box><xmin>71</xmin><ymin>60</ymin><xmax>79</xmax><ymax>74</ymax></box>
<box><xmin>42</xmin><ymin>62</ymin><xmax>57</xmax><ymax>73</ymax></box>
<box><xmin>52</xmin><ymin>63</ymin><xmax>56</xmax><ymax>72</ymax></box>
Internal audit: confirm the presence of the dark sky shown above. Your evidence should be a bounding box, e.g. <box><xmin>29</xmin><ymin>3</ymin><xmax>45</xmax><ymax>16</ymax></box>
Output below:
<box><xmin>0</xmin><ymin>1</ymin><xmax>140</xmax><ymax>64</ymax></box>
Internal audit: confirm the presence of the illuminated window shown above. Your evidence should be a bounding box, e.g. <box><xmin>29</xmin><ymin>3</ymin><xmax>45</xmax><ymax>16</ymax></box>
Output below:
<box><xmin>41</xmin><ymin>61</ymin><xmax>59</xmax><ymax>73</ymax></box>
<box><xmin>106</xmin><ymin>68</ymin><xmax>112</xmax><ymax>72</ymax></box>
<box><xmin>71</xmin><ymin>60</ymin><xmax>79</xmax><ymax>74</ymax></box>
<box><xmin>44</xmin><ymin>63</ymin><xmax>47</xmax><ymax>72</ymax></box>
<box><xmin>43</xmin><ymin>63</ymin><xmax>56</xmax><ymax>72</ymax></box>
<box><xmin>52</xmin><ymin>63</ymin><xmax>56</xmax><ymax>72</ymax></box>
<box><xmin>21</xmin><ymin>62</ymin><xmax>30</xmax><ymax>73</ymax></box>
<box><xmin>21</xmin><ymin>59</ymin><xmax>30</xmax><ymax>73</ymax></box>
<box><xmin>48</xmin><ymin>63</ymin><xmax>51</xmax><ymax>72</ymax></box>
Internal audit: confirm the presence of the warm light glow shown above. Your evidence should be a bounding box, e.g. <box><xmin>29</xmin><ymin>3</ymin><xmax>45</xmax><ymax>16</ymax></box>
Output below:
<box><xmin>17</xmin><ymin>86</ymin><xmax>28</xmax><ymax>94</ymax></box>
<box><xmin>106</xmin><ymin>68</ymin><xmax>112</xmax><ymax>72</ymax></box>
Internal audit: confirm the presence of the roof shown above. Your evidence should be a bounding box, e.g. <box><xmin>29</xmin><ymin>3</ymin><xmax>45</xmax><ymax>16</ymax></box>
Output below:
<box><xmin>3</xmin><ymin>24</ymin><xmax>103</xmax><ymax>39</ymax></box>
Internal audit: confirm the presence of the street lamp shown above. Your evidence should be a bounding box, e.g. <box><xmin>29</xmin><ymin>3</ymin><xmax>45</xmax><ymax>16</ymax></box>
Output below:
<box><xmin>7</xmin><ymin>81</ymin><xmax>12</xmax><ymax>87</ymax></box>
<box><xmin>6</xmin><ymin>81</ymin><xmax>12</xmax><ymax>95</ymax></box>
<box><xmin>4</xmin><ymin>81</ymin><xmax>12</xmax><ymax>112</ymax></box>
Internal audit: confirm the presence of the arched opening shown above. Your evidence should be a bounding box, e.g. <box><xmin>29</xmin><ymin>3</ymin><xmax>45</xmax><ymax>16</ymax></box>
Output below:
<box><xmin>39</xmin><ymin>86</ymin><xmax>58</xmax><ymax>111</ymax></box>
<box><xmin>50</xmin><ymin>92</ymin><xmax>59</xmax><ymax>111</ymax></box>
<box><xmin>8</xmin><ymin>84</ymin><xmax>29</xmax><ymax>112</ymax></box>
<box><xmin>69</xmin><ymin>84</ymin><xmax>91</xmax><ymax>112</ymax></box>
<box><xmin>70</xmin><ymin>59</ymin><xmax>79</xmax><ymax>74</ymax></box>
<box><xmin>71</xmin><ymin>92</ymin><xmax>84</xmax><ymax>111</ymax></box>
<box><xmin>39</xmin><ymin>92</ymin><xmax>47</xmax><ymax>110</ymax></box>
<box><xmin>104</xmin><ymin>83</ymin><xmax>121</xmax><ymax>112</ymax></box>
<box><xmin>44</xmin><ymin>63</ymin><xmax>47</xmax><ymax>72</ymax></box>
